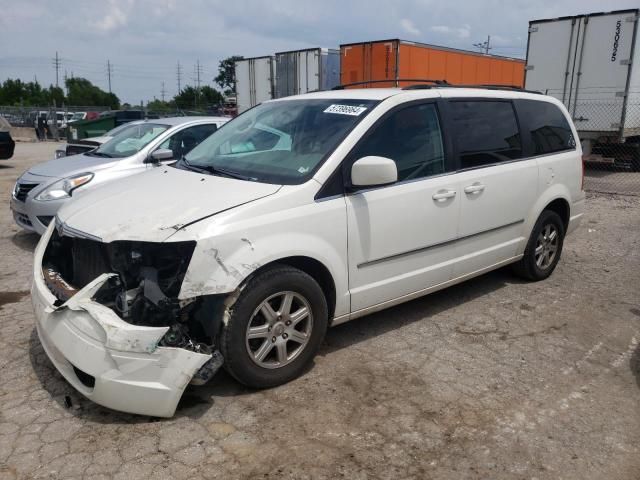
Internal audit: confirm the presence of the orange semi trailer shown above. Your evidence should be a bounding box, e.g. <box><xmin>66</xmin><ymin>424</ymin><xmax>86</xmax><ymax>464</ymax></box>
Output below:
<box><xmin>340</xmin><ymin>39</ymin><xmax>525</xmax><ymax>88</ymax></box>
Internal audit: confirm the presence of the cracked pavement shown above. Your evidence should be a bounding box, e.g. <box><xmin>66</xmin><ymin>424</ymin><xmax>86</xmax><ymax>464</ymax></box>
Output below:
<box><xmin>1</xmin><ymin>142</ymin><xmax>639</xmax><ymax>479</ymax></box>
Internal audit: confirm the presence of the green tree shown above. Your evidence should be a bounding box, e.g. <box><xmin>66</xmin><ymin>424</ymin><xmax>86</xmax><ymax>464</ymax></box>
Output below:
<box><xmin>173</xmin><ymin>85</ymin><xmax>223</xmax><ymax>109</ymax></box>
<box><xmin>0</xmin><ymin>79</ymin><xmax>66</xmax><ymax>106</ymax></box>
<box><xmin>147</xmin><ymin>99</ymin><xmax>173</xmax><ymax>112</ymax></box>
<box><xmin>214</xmin><ymin>55</ymin><xmax>243</xmax><ymax>94</ymax></box>
<box><xmin>65</xmin><ymin>77</ymin><xmax>119</xmax><ymax>109</ymax></box>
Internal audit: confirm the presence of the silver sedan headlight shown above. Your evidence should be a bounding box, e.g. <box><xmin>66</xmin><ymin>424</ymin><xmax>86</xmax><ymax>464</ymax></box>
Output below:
<box><xmin>35</xmin><ymin>172</ymin><xmax>94</xmax><ymax>201</ymax></box>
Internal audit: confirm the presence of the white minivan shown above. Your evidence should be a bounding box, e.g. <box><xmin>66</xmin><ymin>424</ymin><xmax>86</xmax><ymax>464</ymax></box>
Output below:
<box><xmin>32</xmin><ymin>85</ymin><xmax>585</xmax><ymax>417</ymax></box>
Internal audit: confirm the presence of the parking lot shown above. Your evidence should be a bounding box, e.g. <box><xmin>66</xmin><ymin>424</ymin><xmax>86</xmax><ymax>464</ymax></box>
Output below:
<box><xmin>0</xmin><ymin>142</ymin><xmax>639</xmax><ymax>479</ymax></box>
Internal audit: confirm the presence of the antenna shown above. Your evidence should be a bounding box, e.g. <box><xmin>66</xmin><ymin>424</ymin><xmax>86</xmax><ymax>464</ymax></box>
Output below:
<box><xmin>160</xmin><ymin>81</ymin><xmax>167</xmax><ymax>102</ymax></box>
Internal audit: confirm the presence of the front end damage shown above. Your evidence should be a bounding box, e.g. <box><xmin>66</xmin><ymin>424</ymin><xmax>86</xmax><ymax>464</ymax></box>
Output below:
<box><xmin>32</xmin><ymin>223</ymin><xmax>227</xmax><ymax>417</ymax></box>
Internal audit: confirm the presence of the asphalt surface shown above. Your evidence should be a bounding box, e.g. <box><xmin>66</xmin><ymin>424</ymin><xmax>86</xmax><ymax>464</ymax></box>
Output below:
<box><xmin>1</xmin><ymin>142</ymin><xmax>639</xmax><ymax>480</ymax></box>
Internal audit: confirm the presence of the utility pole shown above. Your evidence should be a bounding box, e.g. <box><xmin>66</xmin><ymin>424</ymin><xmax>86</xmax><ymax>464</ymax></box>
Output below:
<box><xmin>473</xmin><ymin>35</ymin><xmax>492</xmax><ymax>54</ymax></box>
<box><xmin>194</xmin><ymin>60</ymin><xmax>203</xmax><ymax>108</ymax></box>
<box><xmin>176</xmin><ymin>61</ymin><xmax>182</xmax><ymax>94</ymax></box>
<box><xmin>160</xmin><ymin>82</ymin><xmax>167</xmax><ymax>102</ymax></box>
<box><xmin>52</xmin><ymin>51</ymin><xmax>61</xmax><ymax>87</ymax></box>
<box><xmin>106</xmin><ymin>60</ymin><xmax>113</xmax><ymax>93</ymax></box>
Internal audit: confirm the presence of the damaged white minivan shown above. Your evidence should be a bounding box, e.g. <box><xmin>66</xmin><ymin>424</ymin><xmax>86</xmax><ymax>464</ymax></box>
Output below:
<box><xmin>32</xmin><ymin>85</ymin><xmax>585</xmax><ymax>417</ymax></box>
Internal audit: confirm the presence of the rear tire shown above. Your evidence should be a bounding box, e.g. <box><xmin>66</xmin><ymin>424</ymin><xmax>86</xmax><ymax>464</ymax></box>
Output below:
<box><xmin>220</xmin><ymin>265</ymin><xmax>328</xmax><ymax>388</ymax></box>
<box><xmin>512</xmin><ymin>210</ymin><xmax>565</xmax><ymax>281</ymax></box>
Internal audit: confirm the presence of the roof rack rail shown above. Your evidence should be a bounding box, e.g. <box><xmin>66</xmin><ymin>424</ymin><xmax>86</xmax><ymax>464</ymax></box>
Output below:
<box><xmin>332</xmin><ymin>79</ymin><xmax>449</xmax><ymax>90</ymax></box>
<box><xmin>404</xmin><ymin>83</ymin><xmax>543</xmax><ymax>94</ymax></box>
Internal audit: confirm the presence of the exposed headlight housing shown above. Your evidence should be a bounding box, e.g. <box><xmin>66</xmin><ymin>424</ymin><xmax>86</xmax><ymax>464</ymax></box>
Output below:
<box><xmin>35</xmin><ymin>172</ymin><xmax>94</xmax><ymax>201</ymax></box>
<box><xmin>55</xmin><ymin>149</ymin><xmax>66</xmax><ymax>159</ymax></box>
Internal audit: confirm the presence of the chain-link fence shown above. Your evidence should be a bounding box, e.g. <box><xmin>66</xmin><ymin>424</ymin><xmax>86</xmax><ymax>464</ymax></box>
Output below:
<box><xmin>575</xmin><ymin>100</ymin><xmax>640</xmax><ymax>197</ymax></box>
<box><xmin>0</xmin><ymin>105</ymin><xmax>113</xmax><ymax>140</ymax></box>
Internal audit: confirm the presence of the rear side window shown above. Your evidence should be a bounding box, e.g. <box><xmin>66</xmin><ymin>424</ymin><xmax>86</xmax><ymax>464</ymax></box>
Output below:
<box><xmin>449</xmin><ymin>101</ymin><xmax>522</xmax><ymax>169</ymax></box>
<box><xmin>517</xmin><ymin>100</ymin><xmax>575</xmax><ymax>155</ymax></box>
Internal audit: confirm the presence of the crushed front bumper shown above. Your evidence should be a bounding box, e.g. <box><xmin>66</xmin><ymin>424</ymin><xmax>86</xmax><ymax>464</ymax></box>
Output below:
<box><xmin>32</xmin><ymin>224</ymin><xmax>211</xmax><ymax>417</ymax></box>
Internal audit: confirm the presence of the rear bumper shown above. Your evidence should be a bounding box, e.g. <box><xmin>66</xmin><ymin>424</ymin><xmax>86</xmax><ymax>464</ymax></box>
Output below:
<box><xmin>567</xmin><ymin>197</ymin><xmax>586</xmax><ymax>236</ymax></box>
<box><xmin>32</xmin><ymin>224</ymin><xmax>211</xmax><ymax>417</ymax></box>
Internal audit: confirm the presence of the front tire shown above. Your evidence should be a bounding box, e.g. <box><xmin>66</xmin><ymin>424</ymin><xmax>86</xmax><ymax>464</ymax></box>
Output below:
<box><xmin>220</xmin><ymin>265</ymin><xmax>328</xmax><ymax>388</ymax></box>
<box><xmin>512</xmin><ymin>210</ymin><xmax>565</xmax><ymax>281</ymax></box>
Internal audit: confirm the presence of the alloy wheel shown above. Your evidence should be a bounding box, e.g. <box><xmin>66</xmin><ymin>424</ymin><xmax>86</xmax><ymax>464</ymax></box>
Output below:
<box><xmin>535</xmin><ymin>224</ymin><xmax>559</xmax><ymax>269</ymax></box>
<box><xmin>245</xmin><ymin>291</ymin><xmax>313</xmax><ymax>369</ymax></box>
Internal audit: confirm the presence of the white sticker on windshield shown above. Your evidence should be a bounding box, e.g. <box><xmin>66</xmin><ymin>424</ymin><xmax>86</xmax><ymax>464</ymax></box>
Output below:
<box><xmin>323</xmin><ymin>104</ymin><xmax>368</xmax><ymax>116</ymax></box>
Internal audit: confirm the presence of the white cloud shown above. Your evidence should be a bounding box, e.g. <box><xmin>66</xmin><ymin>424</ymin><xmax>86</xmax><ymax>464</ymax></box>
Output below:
<box><xmin>90</xmin><ymin>0</ymin><xmax>132</xmax><ymax>33</ymax></box>
<box><xmin>400</xmin><ymin>18</ymin><xmax>421</xmax><ymax>36</ymax></box>
<box><xmin>430</xmin><ymin>23</ymin><xmax>471</xmax><ymax>39</ymax></box>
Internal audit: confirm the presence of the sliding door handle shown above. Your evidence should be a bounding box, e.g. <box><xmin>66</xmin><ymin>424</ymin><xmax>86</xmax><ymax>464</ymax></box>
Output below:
<box><xmin>432</xmin><ymin>189</ymin><xmax>457</xmax><ymax>202</ymax></box>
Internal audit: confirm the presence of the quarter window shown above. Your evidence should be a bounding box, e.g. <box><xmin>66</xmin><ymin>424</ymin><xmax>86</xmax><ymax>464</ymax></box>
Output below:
<box><xmin>352</xmin><ymin>103</ymin><xmax>446</xmax><ymax>182</ymax></box>
<box><xmin>449</xmin><ymin>101</ymin><xmax>522</xmax><ymax>169</ymax></box>
<box><xmin>518</xmin><ymin>100</ymin><xmax>576</xmax><ymax>155</ymax></box>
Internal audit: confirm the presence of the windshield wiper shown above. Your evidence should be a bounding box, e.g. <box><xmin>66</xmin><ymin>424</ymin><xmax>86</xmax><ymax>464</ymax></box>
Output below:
<box><xmin>178</xmin><ymin>156</ymin><xmax>207</xmax><ymax>173</ymax></box>
<box><xmin>86</xmin><ymin>151</ymin><xmax>112</xmax><ymax>158</ymax></box>
<box><xmin>179</xmin><ymin>157</ymin><xmax>256</xmax><ymax>181</ymax></box>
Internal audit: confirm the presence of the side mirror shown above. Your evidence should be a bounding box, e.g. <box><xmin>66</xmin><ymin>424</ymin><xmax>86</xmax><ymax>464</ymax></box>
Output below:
<box><xmin>147</xmin><ymin>148</ymin><xmax>174</xmax><ymax>163</ymax></box>
<box><xmin>351</xmin><ymin>156</ymin><xmax>398</xmax><ymax>188</ymax></box>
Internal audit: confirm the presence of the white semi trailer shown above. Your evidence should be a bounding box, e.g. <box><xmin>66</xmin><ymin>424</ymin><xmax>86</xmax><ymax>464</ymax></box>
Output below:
<box><xmin>525</xmin><ymin>9</ymin><xmax>640</xmax><ymax>169</ymax></box>
<box><xmin>235</xmin><ymin>56</ymin><xmax>276</xmax><ymax>114</ymax></box>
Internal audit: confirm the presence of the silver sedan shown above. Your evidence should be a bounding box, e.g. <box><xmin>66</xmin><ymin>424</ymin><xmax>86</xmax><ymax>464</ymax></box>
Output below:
<box><xmin>11</xmin><ymin>116</ymin><xmax>229</xmax><ymax>234</ymax></box>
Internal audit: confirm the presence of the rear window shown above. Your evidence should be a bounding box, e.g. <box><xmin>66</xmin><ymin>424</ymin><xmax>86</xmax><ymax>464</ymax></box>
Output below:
<box><xmin>449</xmin><ymin>101</ymin><xmax>522</xmax><ymax>169</ymax></box>
<box><xmin>517</xmin><ymin>100</ymin><xmax>576</xmax><ymax>155</ymax></box>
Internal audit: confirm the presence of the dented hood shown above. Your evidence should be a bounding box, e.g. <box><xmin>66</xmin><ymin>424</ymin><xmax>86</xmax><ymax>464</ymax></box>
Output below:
<box><xmin>57</xmin><ymin>166</ymin><xmax>281</xmax><ymax>242</ymax></box>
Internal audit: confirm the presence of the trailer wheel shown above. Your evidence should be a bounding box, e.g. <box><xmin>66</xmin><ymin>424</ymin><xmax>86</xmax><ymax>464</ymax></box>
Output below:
<box><xmin>631</xmin><ymin>144</ymin><xmax>640</xmax><ymax>172</ymax></box>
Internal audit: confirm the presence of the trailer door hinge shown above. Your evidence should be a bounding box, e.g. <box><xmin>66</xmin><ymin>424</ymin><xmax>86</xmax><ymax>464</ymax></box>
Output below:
<box><xmin>525</xmin><ymin>65</ymin><xmax>534</xmax><ymax>71</ymax></box>
<box><xmin>620</xmin><ymin>59</ymin><xmax>631</xmax><ymax>65</ymax></box>
<box><xmin>528</xmin><ymin>26</ymin><xmax>538</xmax><ymax>33</ymax></box>
<box><xmin>611</xmin><ymin>122</ymin><xmax>621</xmax><ymax>129</ymax></box>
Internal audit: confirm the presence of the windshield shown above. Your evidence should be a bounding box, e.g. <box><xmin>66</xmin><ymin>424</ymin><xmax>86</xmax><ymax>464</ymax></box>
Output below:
<box><xmin>105</xmin><ymin>122</ymin><xmax>138</xmax><ymax>137</ymax></box>
<box><xmin>182</xmin><ymin>98</ymin><xmax>379</xmax><ymax>184</ymax></box>
<box><xmin>92</xmin><ymin>122</ymin><xmax>169</xmax><ymax>158</ymax></box>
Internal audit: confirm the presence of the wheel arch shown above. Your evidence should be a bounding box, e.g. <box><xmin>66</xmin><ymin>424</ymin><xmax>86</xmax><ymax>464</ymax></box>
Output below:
<box><xmin>241</xmin><ymin>256</ymin><xmax>337</xmax><ymax>321</ymax></box>
<box><xmin>524</xmin><ymin>184</ymin><xmax>572</xmax><ymax>246</ymax></box>
<box><xmin>543</xmin><ymin>197</ymin><xmax>570</xmax><ymax>232</ymax></box>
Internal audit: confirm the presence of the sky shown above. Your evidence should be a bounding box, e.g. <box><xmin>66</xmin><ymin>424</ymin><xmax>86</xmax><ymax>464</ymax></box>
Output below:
<box><xmin>0</xmin><ymin>0</ymin><xmax>638</xmax><ymax>104</ymax></box>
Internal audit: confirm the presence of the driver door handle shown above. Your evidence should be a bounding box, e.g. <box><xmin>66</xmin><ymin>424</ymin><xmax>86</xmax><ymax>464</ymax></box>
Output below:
<box><xmin>464</xmin><ymin>183</ymin><xmax>486</xmax><ymax>194</ymax></box>
<box><xmin>432</xmin><ymin>189</ymin><xmax>457</xmax><ymax>202</ymax></box>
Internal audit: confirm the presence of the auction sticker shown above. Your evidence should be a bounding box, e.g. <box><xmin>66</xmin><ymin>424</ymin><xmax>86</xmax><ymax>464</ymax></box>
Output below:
<box><xmin>324</xmin><ymin>104</ymin><xmax>368</xmax><ymax>116</ymax></box>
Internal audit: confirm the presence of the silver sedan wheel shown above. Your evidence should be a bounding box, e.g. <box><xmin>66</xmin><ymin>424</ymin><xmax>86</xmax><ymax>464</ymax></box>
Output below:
<box><xmin>245</xmin><ymin>291</ymin><xmax>313</xmax><ymax>369</ymax></box>
<box><xmin>535</xmin><ymin>224</ymin><xmax>559</xmax><ymax>269</ymax></box>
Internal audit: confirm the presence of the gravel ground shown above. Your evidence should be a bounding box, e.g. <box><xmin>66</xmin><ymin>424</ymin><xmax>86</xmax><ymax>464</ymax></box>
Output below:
<box><xmin>584</xmin><ymin>167</ymin><xmax>640</xmax><ymax>197</ymax></box>
<box><xmin>0</xmin><ymin>142</ymin><xmax>639</xmax><ymax>480</ymax></box>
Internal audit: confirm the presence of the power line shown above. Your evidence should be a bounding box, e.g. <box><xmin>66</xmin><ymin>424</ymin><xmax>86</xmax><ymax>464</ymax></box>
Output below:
<box><xmin>52</xmin><ymin>51</ymin><xmax>61</xmax><ymax>87</ymax></box>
